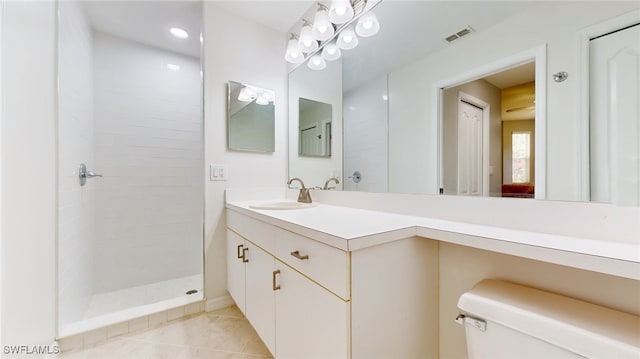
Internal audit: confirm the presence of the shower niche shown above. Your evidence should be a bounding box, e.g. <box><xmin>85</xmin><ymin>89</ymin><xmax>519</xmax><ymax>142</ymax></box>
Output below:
<box><xmin>57</xmin><ymin>1</ymin><xmax>204</xmax><ymax>337</ymax></box>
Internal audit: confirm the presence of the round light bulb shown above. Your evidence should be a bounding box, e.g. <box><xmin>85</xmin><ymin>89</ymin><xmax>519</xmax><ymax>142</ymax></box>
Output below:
<box><xmin>356</xmin><ymin>11</ymin><xmax>380</xmax><ymax>38</ymax></box>
<box><xmin>328</xmin><ymin>0</ymin><xmax>354</xmax><ymax>24</ymax></box>
<box><xmin>312</xmin><ymin>7</ymin><xmax>334</xmax><ymax>41</ymax></box>
<box><xmin>285</xmin><ymin>36</ymin><xmax>304</xmax><ymax>64</ymax></box>
<box><xmin>307</xmin><ymin>55</ymin><xmax>326</xmax><ymax>70</ymax></box>
<box><xmin>169</xmin><ymin>27</ymin><xmax>189</xmax><ymax>39</ymax></box>
<box><xmin>321</xmin><ymin>41</ymin><xmax>341</xmax><ymax>61</ymax></box>
<box><xmin>299</xmin><ymin>21</ymin><xmax>318</xmax><ymax>53</ymax></box>
<box><xmin>337</xmin><ymin>25</ymin><xmax>358</xmax><ymax>50</ymax></box>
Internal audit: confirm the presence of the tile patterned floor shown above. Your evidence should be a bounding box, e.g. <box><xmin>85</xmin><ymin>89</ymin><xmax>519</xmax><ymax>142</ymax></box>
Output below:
<box><xmin>59</xmin><ymin>306</ymin><xmax>272</xmax><ymax>359</ymax></box>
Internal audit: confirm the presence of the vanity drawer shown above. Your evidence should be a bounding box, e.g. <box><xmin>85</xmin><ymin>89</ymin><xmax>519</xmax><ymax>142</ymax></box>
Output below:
<box><xmin>227</xmin><ymin>210</ymin><xmax>277</xmax><ymax>254</ymax></box>
<box><xmin>274</xmin><ymin>227</ymin><xmax>350</xmax><ymax>300</ymax></box>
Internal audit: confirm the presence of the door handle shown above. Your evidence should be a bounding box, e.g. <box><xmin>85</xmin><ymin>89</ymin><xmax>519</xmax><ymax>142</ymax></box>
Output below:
<box><xmin>290</xmin><ymin>250</ymin><xmax>309</xmax><ymax>260</ymax></box>
<box><xmin>79</xmin><ymin>163</ymin><xmax>103</xmax><ymax>186</ymax></box>
<box><xmin>242</xmin><ymin>247</ymin><xmax>249</xmax><ymax>263</ymax></box>
<box><xmin>272</xmin><ymin>270</ymin><xmax>281</xmax><ymax>291</ymax></box>
<box><xmin>237</xmin><ymin>244</ymin><xmax>244</xmax><ymax>259</ymax></box>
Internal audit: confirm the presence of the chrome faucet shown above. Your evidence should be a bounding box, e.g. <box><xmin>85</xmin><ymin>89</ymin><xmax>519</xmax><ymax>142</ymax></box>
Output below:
<box><xmin>323</xmin><ymin>177</ymin><xmax>340</xmax><ymax>190</ymax></box>
<box><xmin>287</xmin><ymin>177</ymin><xmax>312</xmax><ymax>203</ymax></box>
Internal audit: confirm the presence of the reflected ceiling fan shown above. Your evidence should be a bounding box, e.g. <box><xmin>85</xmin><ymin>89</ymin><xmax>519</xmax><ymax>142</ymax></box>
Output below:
<box><xmin>506</xmin><ymin>105</ymin><xmax>535</xmax><ymax>113</ymax></box>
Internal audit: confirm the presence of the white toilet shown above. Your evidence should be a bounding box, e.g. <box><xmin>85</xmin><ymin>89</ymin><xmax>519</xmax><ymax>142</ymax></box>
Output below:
<box><xmin>457</xmin><ymin>279</ymin><xmax>640</xmax><ymax>358</ymax></box>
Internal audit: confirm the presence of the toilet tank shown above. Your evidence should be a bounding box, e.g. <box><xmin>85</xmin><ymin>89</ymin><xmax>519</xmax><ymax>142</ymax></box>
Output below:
<box><xmin>457</xmin><ymin>279</ymin><xmax>640</xmax><ymax>359</ymax></box>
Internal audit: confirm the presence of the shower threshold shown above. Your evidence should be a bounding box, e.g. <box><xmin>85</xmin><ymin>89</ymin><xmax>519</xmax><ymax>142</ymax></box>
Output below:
<box><xmin>58</xmin><ymin>274</ymin><xmax>203</xmax><ymax>339</ymax></box>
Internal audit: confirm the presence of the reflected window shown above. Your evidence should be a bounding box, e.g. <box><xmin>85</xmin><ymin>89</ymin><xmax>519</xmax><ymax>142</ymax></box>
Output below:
<box><xmin>512</xmin><ymin>131</ymin><xmax>531</xmax><ymax>183</ymax></box>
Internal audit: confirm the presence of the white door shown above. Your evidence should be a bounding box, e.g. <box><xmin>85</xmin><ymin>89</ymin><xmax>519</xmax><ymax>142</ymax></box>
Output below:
<box><xmin>244</xmin><ymin>241</ymin><xmax>276</xmax><ymax>356</ymax></box>
<box><xmin>590</xmin><ymin>24</ymin><xmax>640</xmax><ymax>206</ymax></box>
<box><xmin>300</xmin><ymin>125</ymin><xmax>321</xmax><ymax>156</ymax></box>
<box><xmin>226</xmin><ymin>230</ymin><xmax>246</xmax><ymax>314</ymax></box>
<box><xmin>275</xmin><ymin>263</ymin><xmax>349</xmax><ymax>359</ymax></box>
<box><xmin>457</xmin><ymin>100</ymin><xmax>484</xmax><ymax>196</ymax></box>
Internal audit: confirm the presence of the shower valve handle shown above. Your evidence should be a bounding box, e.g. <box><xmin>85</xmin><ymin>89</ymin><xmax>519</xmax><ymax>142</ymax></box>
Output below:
<box><xmin>79</xmin><ymin>163</ymin><xmax>103</xmax><ymax>186</ymax></box>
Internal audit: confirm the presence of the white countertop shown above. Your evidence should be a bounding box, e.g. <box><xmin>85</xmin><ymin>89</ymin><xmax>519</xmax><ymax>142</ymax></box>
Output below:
<box><xmin>226</xmin><ymin>198</ymin><xmax>640</xmax><ymax>281</ymax></box>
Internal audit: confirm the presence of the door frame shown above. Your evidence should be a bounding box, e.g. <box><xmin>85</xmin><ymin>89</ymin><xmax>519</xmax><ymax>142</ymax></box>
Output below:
<box><xmin>435</xmin><ymin>45</ymin><xmax>547</xmax><ymax>199</ymax></box>
<box><xmin>457</xmin><ymin>92</ymin><xmax>490</xmax><ymax>196</ymax></box>
<box><xmin>577</xmin><ymin>9</ymin><xmax>640</xmax><ymax>201</ymax></box>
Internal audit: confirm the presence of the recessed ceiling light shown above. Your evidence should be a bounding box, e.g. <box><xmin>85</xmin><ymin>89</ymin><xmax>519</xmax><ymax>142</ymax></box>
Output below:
<box><xmin>166</xmin><ymin>63</ymin><xmax>180</xmax><ymax>71</ymax></box>
<box><xmin>170</xmin><ymin>27</ymin><xmax>189</xmax><ymax>39</ymax></box>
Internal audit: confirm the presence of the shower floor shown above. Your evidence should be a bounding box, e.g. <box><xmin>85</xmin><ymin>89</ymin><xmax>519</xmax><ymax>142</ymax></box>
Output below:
<box><xmin>60</xmin><ymin>274</ymin><xmax>203</xmax><ymax>338</ymax></box>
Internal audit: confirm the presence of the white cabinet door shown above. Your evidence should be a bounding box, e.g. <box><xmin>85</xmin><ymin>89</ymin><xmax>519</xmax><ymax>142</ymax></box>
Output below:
<box><xmin>226</xmin><ymin>230</ymin><xmax>246</xmax><ymax>314</ymax></box>
<box><xmin>245</xmin><ymin>241</ymin><xmax>276</xmax><ymax>356</ymax></box>
<box><xmin>275</xmin><ymin>263</ymin><xmax>349</xmax><ymax>359</ymax></box>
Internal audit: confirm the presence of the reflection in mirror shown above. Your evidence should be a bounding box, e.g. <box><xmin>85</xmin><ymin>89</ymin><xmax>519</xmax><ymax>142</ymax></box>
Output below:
<box><xmin>287</xmin><ymin>1</ymin><xmax>640</xmax><ymax>203</ymax></box>
<box><xmin>441</xmin><ymin>62</ymin><xmax>536</xmax><ymax>199</ymax></box>
<box><xmin>228</xmin><ymin>81</ymin><xmax>275</xmax><ymax>153</ymax></box>
<box><xmin>289</xmin><ymin>56</ymin><xmax>342</xmax><ymax>189</ymax></box>
<box><xmin>299</xmin><ymin>97</ymin><xmax>332</xmax><ymax>157</ymax></box>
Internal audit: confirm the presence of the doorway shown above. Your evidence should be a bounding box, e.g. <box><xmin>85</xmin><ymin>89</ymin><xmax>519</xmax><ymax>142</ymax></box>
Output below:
<box><xmin>441</xmin><ymin>61</ymin><xmax>536</xmax><ymax>198</ymax></box>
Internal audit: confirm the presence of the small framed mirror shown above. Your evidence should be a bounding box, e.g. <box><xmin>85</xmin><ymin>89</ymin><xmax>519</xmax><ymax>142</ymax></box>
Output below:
<box><xmin>227</xmin><ymin>80</ymin><xmax>275</xmax><ymax>153</ymax></box>
<box><xmin>299</xmin><ymin>97</ymin><xmax>332</xmax><ymax>157</ymax></box>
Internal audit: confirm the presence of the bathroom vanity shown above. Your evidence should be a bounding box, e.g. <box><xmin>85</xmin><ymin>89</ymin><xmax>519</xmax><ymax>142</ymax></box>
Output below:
<box><xmin>226</xmin><ymin>203</ymin><xmax>438</xmax><ymax>358</ymax></box>
<box><xmin>225</xmin><ymin>189</ymin><xmax>639</xmax><ymax>358</ymax></box>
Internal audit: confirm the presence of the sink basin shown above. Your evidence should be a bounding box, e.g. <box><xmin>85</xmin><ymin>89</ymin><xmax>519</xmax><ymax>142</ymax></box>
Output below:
<box><xmin>249</xmin><ymin>201</ymin><xmax>317</xmax><ymax>210</ymax></box>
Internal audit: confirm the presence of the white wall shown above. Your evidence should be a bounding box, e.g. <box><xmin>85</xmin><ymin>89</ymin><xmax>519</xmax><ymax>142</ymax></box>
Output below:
<box><xmin>57</xmin><ymin>0</ymin><xmax>95</xmax><ymax>327</ymax></box>
<box><xmin>92</xmin><ymin>32</ymin><xmax>202</xmax><ymax>293</ymax></box>
<box><xmin>343</xmin><ymin>75</ymin><xmax>388</xmax><ymax>192</ymax></box>
<box><xmin>1</xmin><ymin>0</ymin><xmax>57</xmax><ymax>347</ymax></box>
<box><xmin>203</xmin><ymin>3</ymin><xmax>288</xmax><ymax>302</ymax></box>
<box><xmin>388</xmin><ymin>1</ymin><xmax>640</xmax><ymax>200</ymax></box>
<box><xmin>289</xmin><ymin>58</ymin><xmax>343</xmax><ymax>188</ymax></box>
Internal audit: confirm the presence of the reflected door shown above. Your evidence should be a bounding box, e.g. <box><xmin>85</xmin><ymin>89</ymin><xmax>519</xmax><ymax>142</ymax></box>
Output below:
<box><xmin>590</xmin><ymin>24</ymin><xmax>640</xmax><ymax>205</ymax></box>
<box><xmin>457</xmin><ymin>101</ymin><xmax>483</xmax><ymax>196</ymax></box>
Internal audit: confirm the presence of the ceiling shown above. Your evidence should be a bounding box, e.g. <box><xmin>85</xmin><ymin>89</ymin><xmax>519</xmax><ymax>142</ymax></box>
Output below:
<box><xmin>340</xmin><ymin>1</ymin><xmax>539</xmax><ymax>92</ymax></box>
<box><xmin>82</xmin><ymin>1</ymin><xmax>203</xmax><ymax>58</ymax></box>
<box><xmin>211</xmin><ymin>1</ymin><xmax>314</xmax><ymax>33</ymax></box>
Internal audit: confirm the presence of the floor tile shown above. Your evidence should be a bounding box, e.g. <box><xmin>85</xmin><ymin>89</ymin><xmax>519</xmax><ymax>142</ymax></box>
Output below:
<box><xmin>59</xmin><ymin>306</ymin><xmax>272</xmax><ymax>359</ymax></box>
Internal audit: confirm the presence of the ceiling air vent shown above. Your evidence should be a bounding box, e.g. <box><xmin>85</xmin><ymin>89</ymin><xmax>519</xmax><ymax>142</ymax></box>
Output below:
<box><xmin>445</xmin><ymin>26</ymin><xmax>474</xmax><ymax>43</ymax></box>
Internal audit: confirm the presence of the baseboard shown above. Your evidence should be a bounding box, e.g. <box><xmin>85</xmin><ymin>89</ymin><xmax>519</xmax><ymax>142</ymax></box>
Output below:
<box><xmin>205</xmin><ymin>294</ymin><xmax>235</xmax><ymax>312</ymax></box>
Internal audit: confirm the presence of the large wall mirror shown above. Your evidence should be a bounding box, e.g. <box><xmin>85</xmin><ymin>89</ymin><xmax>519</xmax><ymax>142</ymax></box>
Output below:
<box><xmin>228</xmin><ymin>80</ymin><xmax>275</xmax><ymax>153</ymax></box>
<box><xmin>287</xmin><ymin>0</ymin><xmax>640</xmax><ymax>204</ymax></box>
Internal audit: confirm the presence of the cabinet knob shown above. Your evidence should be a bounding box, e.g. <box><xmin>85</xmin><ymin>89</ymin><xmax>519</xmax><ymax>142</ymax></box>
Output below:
<box><xmin>272</xmin><ymin>270</ymin><xmax>281</xmax><ymax>291</ymax></box>
<box><xmin>290</xmin><ymin>250</ymin><xmax>309</xmax><ymax>260</ymax></box>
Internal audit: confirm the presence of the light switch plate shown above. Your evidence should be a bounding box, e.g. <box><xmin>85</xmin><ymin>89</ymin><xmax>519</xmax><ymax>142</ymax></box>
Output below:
<box><xmin>210</xmin><ymin>164</ymin><xmax>227</xmax><ymax>181</ymax></box>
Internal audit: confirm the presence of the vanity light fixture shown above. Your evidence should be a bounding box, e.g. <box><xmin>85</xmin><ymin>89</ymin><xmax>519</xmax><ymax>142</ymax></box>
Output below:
<box><xmin>355</xmin><ymin>11</ymin><xmax>379</xmax><ymax>37</ymax></box>
<box><xmin>307</xmin><ymin>55</ymin><xmax>327</xmax><ymax>70</ymax></box>
<box><xmin>299</xmin><ymin>19</ymin><xmax>319</xmax><ymax>53</ymax></box>
<box><xmin>284</xmin><ymin>0</ymin><xmax>380</xmax><ymax>66</ymax></box>
<box><xmin>169</xmin><ymin>27</ymin><xmax>189</xmax><ymax>39</ymax></box>
<box><xmin>312</xmin><ymin>3</ymin><xmax>335</xmax><ymax>41</ymax></box>
<box><xmin>328</xmin><ymin>0</ymin><xmax>354</xmax><ymax>25</ymax></box>
<box><xmin>321</xmin><ymin>40</ymin><xmax>341</xmax><ymax>61</ymax></box>
<box><xmin>285</xmin><ymin>34</ymin><xmax>305</xmax><ymax>64</ymax></box>
<box><xmin>337</xmin><ymin>25</ymin><xmax>358</xmax><ymax>50</ymax></box>
<box><xmin>238</xmin><ymin>86</ymin><xmax>257</xmax><ymax>102</ymax></box>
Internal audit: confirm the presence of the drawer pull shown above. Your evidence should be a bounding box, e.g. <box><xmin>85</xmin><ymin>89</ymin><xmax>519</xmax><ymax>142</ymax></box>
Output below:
<box><xmin>237</xmin><ymin>244</ymin><xmax>244</xmax><ymax>259</ymax></box>
<box><xmin>290</xmin><ymin>250</ymin><xmax>309</xmax><ymax>260</ymax></box>
<box><xmin>272</xmin><ymin>270</ymin><xmax>281</xmax><ymax>291</ymax></box>
<box><xmin>242</xmin><ymin>247</ymin><xmax>249</xmax><ymax>263</ymax></box>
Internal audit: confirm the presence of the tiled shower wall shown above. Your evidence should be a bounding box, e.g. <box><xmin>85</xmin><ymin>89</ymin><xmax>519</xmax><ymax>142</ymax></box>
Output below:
<box><xmin>343</xmin><ymin>75</ymin><xmax>388</xmax><ymax>192</ymax></box>
<box><xmin>92</xmin><ymin>33</ymin><xmax>202</xmax><ymax>294</ymax></box>
<box><xmin>58</xmin><ymin>0</ymin><xmax>95</xmax><ymax>327</ymax></box>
